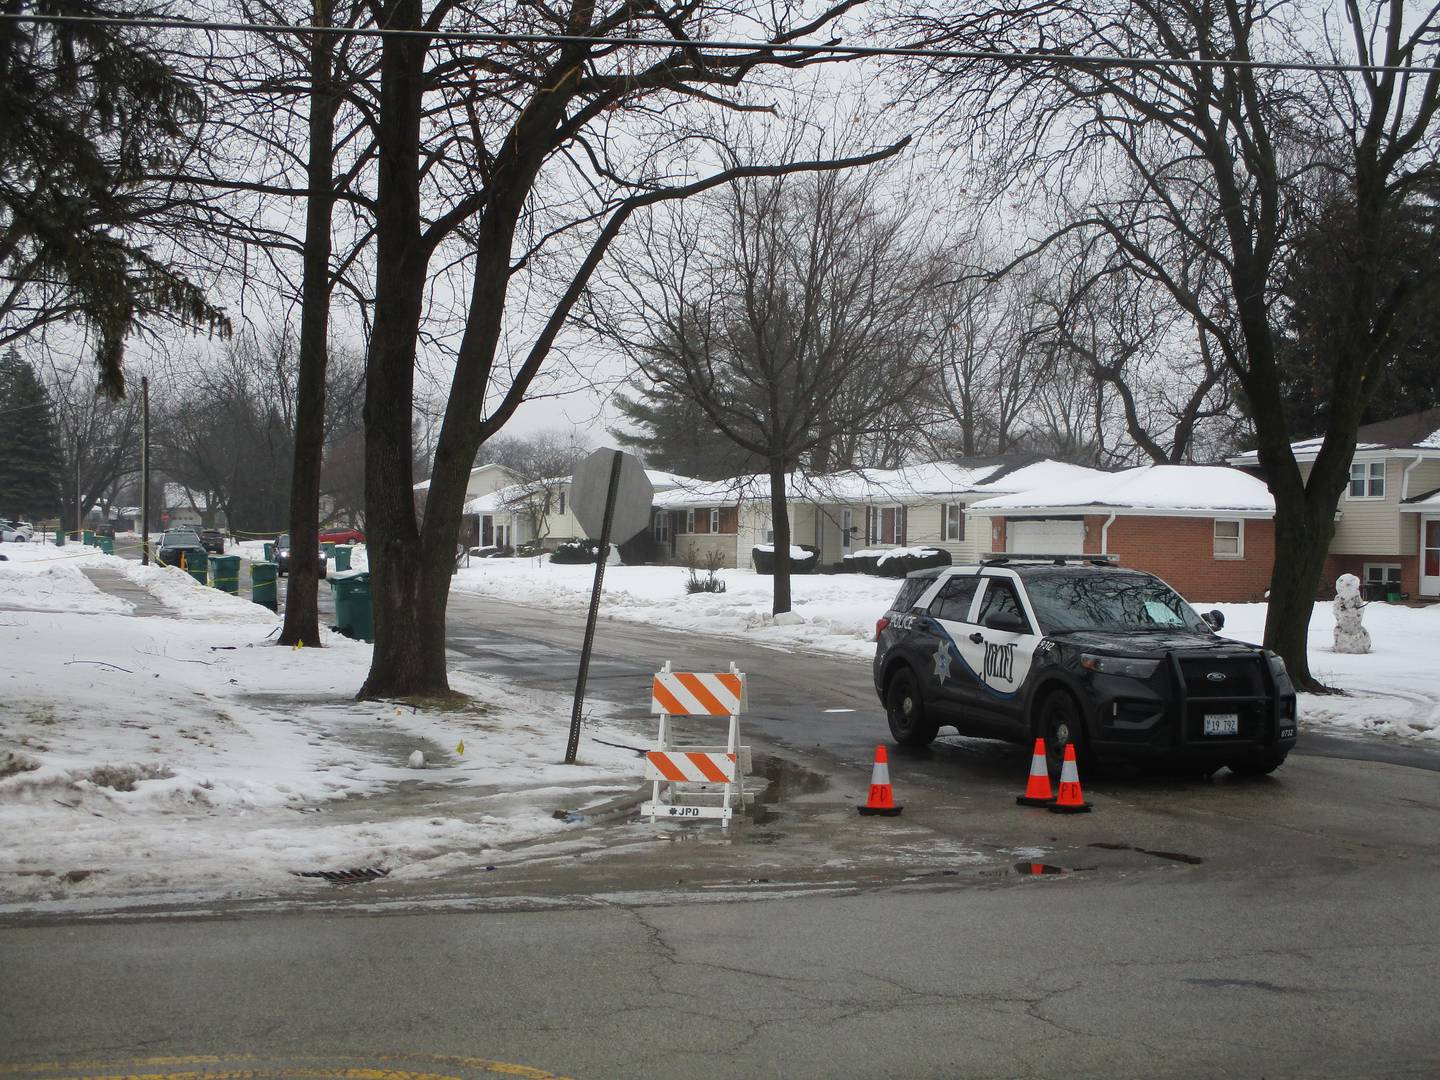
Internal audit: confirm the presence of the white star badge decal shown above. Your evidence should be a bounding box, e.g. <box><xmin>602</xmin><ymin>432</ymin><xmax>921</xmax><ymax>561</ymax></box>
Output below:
<box><xmin>932</xmin><ymin>639</ymin><xmax>954</xmax><ymax>684</ymax></box>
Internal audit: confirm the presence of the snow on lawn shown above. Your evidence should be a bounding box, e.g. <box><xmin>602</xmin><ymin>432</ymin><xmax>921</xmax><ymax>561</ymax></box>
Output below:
<box><xmin>451</xmin><ymin>555</ymin><xmax>1440</xmax><ymax>745</ymax></box>
<box><xmin>1211</xmin><ymin>600</ymin><xmax>1440</xmax><ymax>744</ymax></box>
<box><xmin>0</xmin><ymin>542</ymin><xmax>130</xmax><ymax>613</ymax></box>
<box><xmin>451</xmin><ymin>556</ymin><xmax>900</xmax><ymax>657</ymax></box>
<box><xmin>0</xmin><ymin>545</ymin><xmax>648</xmax><ymax>913</ymax></box>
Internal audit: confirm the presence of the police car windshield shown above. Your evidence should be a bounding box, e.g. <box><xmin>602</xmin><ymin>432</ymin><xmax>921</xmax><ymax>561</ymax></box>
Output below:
<box><xmin>1023</xmin><ymin>572</ymin><xmax>1209</xmax><ymax>635</ymax></box>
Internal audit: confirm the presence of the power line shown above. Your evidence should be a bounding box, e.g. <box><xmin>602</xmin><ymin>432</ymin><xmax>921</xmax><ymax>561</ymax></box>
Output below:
<box><xmin>2</xmin><ymin>11</ymin><xmax>1437</xmax><ymax>77</ymax></box>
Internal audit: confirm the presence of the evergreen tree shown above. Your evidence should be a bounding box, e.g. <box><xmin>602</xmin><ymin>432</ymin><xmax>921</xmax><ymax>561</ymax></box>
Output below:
<box><xmin>0</xmin><ymin>0</ymin><xmax>228</xmax><ymax>396</ymax></box>
<box><xmin>611</xmin><ymin>380</ymin><xmax>763</xmax><ymax>480</ymax></box>
<box><xmin>0</xmin><ymin>347</ymin><xmax>62</xmax><ymax>518</ymax></box>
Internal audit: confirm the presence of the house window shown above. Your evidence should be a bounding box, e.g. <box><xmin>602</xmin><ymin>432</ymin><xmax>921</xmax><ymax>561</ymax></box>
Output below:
<box><xmin>944</xmin><ymin>504</ymin><xmax>965</xmax><ymax>542</ymax></box>
<box><xmin>841</xmin><ymin>509</ymin><xmax>853</xmax><ymax>549</ymax></box>
<box><xmin>654</xmin><ymin>512</ymin><xmax>670</xmax><ymax>543</ymax></box>
<box><xmin>1214</xmin><ymin>519</ymin><xmax>1243</xmax><ymax>558</ymax></box>
<box><xmin>1349</xmin><ymin>461</ymin><xmax>1386</xmax><ymax>498</ymax></box>
<box><xmin>558</xmin><ymin>491</ymin><xmax>565</xmax><ymax>515</ymax></box>
<box><xmin>685</xmin><ymin>509</ymin><xmax>695</xmax><ymax>534</ymax></box>
<box><xmin>710</xmin><ymin>508</ymin><xmax>721</xmax><ymax>534</ymax></box>
<box><xmin>1363</xmin><ymin>564</ymin><xmax>1401</xmax><ymax>586</ymax></box>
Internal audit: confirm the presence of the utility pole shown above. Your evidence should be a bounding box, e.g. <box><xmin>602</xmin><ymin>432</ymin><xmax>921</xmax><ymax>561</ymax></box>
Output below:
<box><xmin>140</xmin><ymin>376</ymin><xmax>150</xmax><ymax>565</ymax></box>
<box><xmin>74</xmin><ymin>433</ymin><xmax>82</xmax><ymax>540</ymax></box>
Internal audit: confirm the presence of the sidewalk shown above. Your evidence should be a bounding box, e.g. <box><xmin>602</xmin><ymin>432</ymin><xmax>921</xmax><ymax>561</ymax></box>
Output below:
<box><xmin>80</xmin><ymin>566</ymin><xmax>173</xmax><ymax>616</ymax></box>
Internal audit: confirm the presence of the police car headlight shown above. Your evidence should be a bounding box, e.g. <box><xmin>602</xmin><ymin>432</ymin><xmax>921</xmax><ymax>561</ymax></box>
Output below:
<box><xmin>1080</xmin><ymin>654</ymin><xmax>1160</xmax><ymax>679</ymax></box>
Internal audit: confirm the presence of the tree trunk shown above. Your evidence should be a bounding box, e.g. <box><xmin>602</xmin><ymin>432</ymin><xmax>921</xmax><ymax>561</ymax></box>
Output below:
<box><xmin>280</xmin><ymin>0</ymin><xmax>337</xmax><ymax>648</ymax></box>
<box><xmin>769</xmin><ymin>457</ymin><xmax>792</xmax><ymax>615</ymax></box>
<box><xmin>357</xmin><ymin>0</ymin><xmax>443</xmax><ymax>700</ymax></box>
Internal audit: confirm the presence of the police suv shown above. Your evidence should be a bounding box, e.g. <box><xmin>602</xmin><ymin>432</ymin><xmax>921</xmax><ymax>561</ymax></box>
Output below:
<box><xmin>872</xmin><ymin>557</ymin><xmax>1298</xmax><ymax>776</ymax></box>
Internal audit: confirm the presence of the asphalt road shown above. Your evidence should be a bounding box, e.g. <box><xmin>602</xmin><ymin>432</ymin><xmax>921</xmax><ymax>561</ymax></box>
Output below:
<box><xmin>4</xmin><ymin>576</ymin><xmax>1438</xmax><ymax>1077</ymax></box>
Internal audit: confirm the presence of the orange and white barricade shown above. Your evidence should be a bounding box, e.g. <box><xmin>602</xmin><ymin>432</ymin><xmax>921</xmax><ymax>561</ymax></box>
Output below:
<box><xmin>643</xmin><ymin>661</ymin><xmax>752</xmax><ymax>826</ymax></box>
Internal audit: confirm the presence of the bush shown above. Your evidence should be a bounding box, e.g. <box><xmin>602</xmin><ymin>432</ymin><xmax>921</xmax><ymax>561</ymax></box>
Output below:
<box><xmin>684</xmin><ymin>550</ymin><xmax>727</xmax><ymax>594</ymax></box>
<box><xmin>751</xmin><ymin>544</ymin><xmax>819</xmax><ymax>576</ymax></box>
<box><xmin>843</xmin><ymin>547</ymin><xmax>952</xmax><ymax>577</ymax></box>
<box><xmin>619</xmin><ymin>529</ymin><xmax>663</xmax><ymax>565</ymax></box>
<box><xmin>469</xmin><ymin>544</ymin><xmax>514</xmax><ymax>559</ymax></box>
<box><xmin>876</xmin><ymin>547</ymin><xmax>951</xmax><ymax>577</ymax></box>
<box><xmin>550</xmin><ymin>539</ymin><xmax>605</xmax><ymax>564</ymax></box>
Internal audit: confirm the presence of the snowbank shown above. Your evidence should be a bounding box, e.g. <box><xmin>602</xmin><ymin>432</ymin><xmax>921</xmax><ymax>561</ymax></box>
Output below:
<box><xmin>0</xmin><ymin>554</ymin><xmax>648</xmax><ymax>912</ymax></box>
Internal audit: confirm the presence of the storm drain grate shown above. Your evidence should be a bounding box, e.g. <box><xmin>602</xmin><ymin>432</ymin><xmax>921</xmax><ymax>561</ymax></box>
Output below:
<box><xmin>295</xmin><ymin>867</ymin><xmax>391</xmax><ymax>885</ymax></box>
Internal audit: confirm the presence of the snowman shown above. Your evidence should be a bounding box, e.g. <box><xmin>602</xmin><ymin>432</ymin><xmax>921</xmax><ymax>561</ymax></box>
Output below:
<box><xmin>1332</xmin><ymin>573</ymin><xmax>1371</xmax><ymax>654</ymax></box>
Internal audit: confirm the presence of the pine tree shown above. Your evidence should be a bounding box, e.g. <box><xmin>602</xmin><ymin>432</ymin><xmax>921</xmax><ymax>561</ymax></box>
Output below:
<box><xmin>0</xmin><ymin>347</ymin><xmax>63</xmax><ymax>519</ymax></box>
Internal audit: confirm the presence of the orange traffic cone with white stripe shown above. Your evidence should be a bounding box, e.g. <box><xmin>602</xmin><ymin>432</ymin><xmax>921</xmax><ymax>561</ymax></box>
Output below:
<box><xmin>858</xmin><ymin>745</ymin><xmax>904</xmax><ymax>816</ymax></box>
<box><xmin>1015</xmin><ymin>738</ymin><xmax>1055</xmax><ymax>807</ymax></box>
<box><xmin>1048</xmin><ymin>743</ymin><xmax>1091</xmax><ymax>814</ymax></box>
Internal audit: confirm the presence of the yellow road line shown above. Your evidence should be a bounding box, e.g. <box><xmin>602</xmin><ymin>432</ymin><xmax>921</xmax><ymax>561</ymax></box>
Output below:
<box><xmin>0</xmin><ymin>1055</ymin><xmax>573</xmax><ymax>1080</ymax></box>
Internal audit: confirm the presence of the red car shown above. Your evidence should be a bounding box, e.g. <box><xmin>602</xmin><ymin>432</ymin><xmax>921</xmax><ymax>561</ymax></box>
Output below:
<box><xmin>319</xmin><ymin>527</ymin><xmax>365</xmax><ymax>545</ymax></box>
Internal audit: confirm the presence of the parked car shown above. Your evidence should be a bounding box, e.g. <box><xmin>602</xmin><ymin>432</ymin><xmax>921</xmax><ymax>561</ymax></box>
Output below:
<box><xmin>319</xmin><ymin>527</ymin><xmax>365</xmax><ymax>545</ymax></box>
<box><xmin>1</xmin><ymin>519</ymin><xmax>32</xmax><ymax>542</ymax></box>
<box><xmin>872</xmin><ymin>557</ymin><xmax>1297</xmax><ymax>776</ymax></box>
<box><xmin>198</xmin><ymin>528</ymin><xmax>226</xmax><ymax>554</ymax></box>
<box><xmin>275</xmin><ymin>533</ymin><xmax>327</xmax><ymax>578</ymax></box>
<box><xmin>156</xmin><ymin>530</ymin><xmax>207</xmax><ymax>569</ymax></box>
<box><xmin>94</xmin><ymin>523</ymin><xmax>116</xmax><ymax>541</ymax></box>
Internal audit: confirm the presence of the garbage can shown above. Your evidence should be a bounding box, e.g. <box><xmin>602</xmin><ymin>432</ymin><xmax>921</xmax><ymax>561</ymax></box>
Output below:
<box><xmin>98</xmin><ymin>536</ymin><xmax>114</xmax><ymax>555</ymax></box>
<box><xmin>327</xmin><ymin>571</ymin><xmax>373</xmax><ymax>642</ymax></box>
<box><xmin>263</xmin><ymin>541</ymin><xmax>276</xmax><ymax>563</ymax></box>
<box><xmin>210</xmin><ymin>554</ymin><xmax>241</xmax><ymax>595</ymax></box>
<box><xmin>251</xmin><ymin>561</ymin><xmax>278</xmax><ymax>611</ymax></box>
<box><xmin>333</xmin><ymin>544</ymin><xmax>353</xmax><ymax>572</ymax></box>
<box><xmin>53</xmin><ymin>530</ymin><xmax>65</xmax><ymax>547</ymax></box>
<box><xmin>182</xmin><ymin>549</ymin><xmax>208</xmax><ymax>585</ymax></box>
<box><xmin>82</xmin><ymin>529</ymin><xmax>95</xmax><ymax>546</ymax></box>
<box><xmin>322</xmin><ymin>541</ymin><xmax>336</xmax><ymax>561</ymax></box>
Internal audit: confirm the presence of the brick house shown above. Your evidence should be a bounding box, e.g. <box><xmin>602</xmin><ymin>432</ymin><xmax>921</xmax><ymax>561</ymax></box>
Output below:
<box><xmin>968</xmin><ymin>465</ymin><xmax>1277</xmax><ymax>603</ymax></box>
<box><xmin>1228</xmin><ymin>409</ymin><xmax>1440</xmax><ymax>600</ymax></box>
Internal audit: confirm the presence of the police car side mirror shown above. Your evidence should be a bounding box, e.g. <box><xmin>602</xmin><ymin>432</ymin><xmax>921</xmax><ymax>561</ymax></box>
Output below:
<box><xmin>983</xmin><ymin>611</ymin><xmax>1027</xmax><ymax>634</ymax></box>
<box><xmin>1201</xmin><ymin>609</ymin><xmax>1225</xmax><ymax>631</ymax></box>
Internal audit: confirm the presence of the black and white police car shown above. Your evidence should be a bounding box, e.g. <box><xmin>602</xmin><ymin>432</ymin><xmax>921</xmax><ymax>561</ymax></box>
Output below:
<box><xmin>872</xmin><ymin>557</ymin><xmax>1298</xmax><ymax>776</ymax></box>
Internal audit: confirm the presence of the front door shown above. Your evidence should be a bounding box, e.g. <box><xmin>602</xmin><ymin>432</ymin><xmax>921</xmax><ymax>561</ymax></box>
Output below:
<box><xmin>1423</xmin><ymin>517</ymin><xmax>1440</xmax><ymax>597</ymax></box>
<box><xmin>953</xmin><ymin>578</ymin><xmax>1040</xmax><ymax>731</ymax></box>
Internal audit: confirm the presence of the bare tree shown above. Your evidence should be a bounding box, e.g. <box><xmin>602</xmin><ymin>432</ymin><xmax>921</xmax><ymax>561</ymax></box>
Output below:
<box><xmin>486</xmin><ymin>430</ymin><xmax>590</xmax><ymax>548</ymax></box>
<box><xmin>352</xmin><ymin>0</ymin><xmax>904</xmax><ymax>700</ymax></box>
<box><xmin>592</xmin><ymin>158</ymin><xmax>939</xmax><ymax>614</ymax></box>
<box><xmin>887</xmin><ymin>0</ymin><xmax>1440</xmax><ymax>685</ymax></box>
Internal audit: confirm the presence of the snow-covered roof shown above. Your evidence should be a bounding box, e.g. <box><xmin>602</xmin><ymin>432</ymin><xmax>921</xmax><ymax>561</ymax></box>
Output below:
<box><xmin>970</xmin><ymin>465</ymin><xmax>1275</xmax><ymax>517</ymax></box>
<box><xmin>1402</xmin><ymin>486</ymin><xmax>1440</xmax><ymax>509</ymax></box>
<box><xmin>651</xmin><ymin>460</ymin><xmax>1101</xmax><ymax>509</ymax></box>
<box><xmin>1228</xmin><ymin>409</ymin><xmax>1440</xmax><ymax>465</ymax></box>
<box><xmin>414</xmin><ymin>462</ymin><xmax>518</xmax><ymax>492</ymax></box>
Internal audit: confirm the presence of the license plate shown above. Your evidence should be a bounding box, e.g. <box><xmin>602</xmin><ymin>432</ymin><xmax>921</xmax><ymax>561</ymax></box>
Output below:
<box><xmin>1204</xmin><ymin>713</ymin><xmax>1239</xmax><ymax>735</ymax></box>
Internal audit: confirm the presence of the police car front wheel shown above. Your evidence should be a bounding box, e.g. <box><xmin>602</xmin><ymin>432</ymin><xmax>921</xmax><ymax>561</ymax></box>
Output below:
<box><xmin>1036</xmin><ymin>688</ymin><xmax>1090</xmax><ymax>774</ymax></box>
<box><xmin>886</xmin><ymin>667</ymin><xmax>939</xmax><ymax>747</ymax></box>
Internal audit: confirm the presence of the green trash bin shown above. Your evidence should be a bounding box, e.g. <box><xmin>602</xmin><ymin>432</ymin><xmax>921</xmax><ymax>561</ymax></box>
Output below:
<box><xmin>263</xmin><ymin>541</ymin><xmax>276</xmax><ymax>563</ymax></box>
<box><xmin>322</xmin><ymin>541</ymin><xmax>336</xmax><ymax>561</ymax></box>
<box><xmin>82</xmin><ymin>529</ymin><xmax>95</xmax><ymax>546</ymax></box>
<box><xmin>327</xmin><ymin>571</ymin><xmax>373</xmax><ymax>642</ymax></box>
<box><xmin>251</xmin><ymin>561</ymin><xmax>278</xmax><ymax>611</ymax></box>
<box><xmin>333</xmin><ymin>545</ymin><xmax>353</xmax><ymax>572</ymax></box>
<box><xmin>53</xmin><ymin>530</ymin><xmax>65</xmax><ymax>547</ymax></box>
<box><xmin>210</xmin><ymin>554</ymin><xmax>241</xmax><ymax>595</ymax></box>
<box><xmin>182</xmin><ymin>549</ymin><xmax>208</xmax><ymax>585</ymax></box>
<box><xmin>98</xmin><ymin>536</ymin><xmax>114</xmax><ymax>555</ymax></box>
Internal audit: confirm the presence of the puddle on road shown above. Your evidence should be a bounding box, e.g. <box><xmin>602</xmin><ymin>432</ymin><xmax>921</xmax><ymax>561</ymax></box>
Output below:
<box><xmin>1089</xmin><ymin>842</ymin><xmax>1205</xmax><ymax>865</ymax></box>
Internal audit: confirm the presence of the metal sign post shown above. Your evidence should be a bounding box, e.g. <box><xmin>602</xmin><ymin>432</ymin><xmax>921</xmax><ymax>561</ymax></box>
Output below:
<box><xmin>566</xmin><ymin>450</ymin><xmax>623</xmax><ymax>764</ymax></box>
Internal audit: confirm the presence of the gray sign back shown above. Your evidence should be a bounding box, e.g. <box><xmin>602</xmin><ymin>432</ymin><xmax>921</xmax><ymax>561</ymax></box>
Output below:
<box><xmin>570</xmin><ymin>449</ymin><xmax>654</xmax><ymax>542</ymax></box>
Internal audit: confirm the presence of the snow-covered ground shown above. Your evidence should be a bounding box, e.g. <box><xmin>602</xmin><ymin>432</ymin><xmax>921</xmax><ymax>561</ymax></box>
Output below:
<box><xmin>0</xmin><ymin>542</ymin><xmax>645</xmax><ymax>912</ymax></box>
<box><xmin>452</xmin><ymin>555</ymin><xmax>1440</xmax><ymax>744</ymax></box>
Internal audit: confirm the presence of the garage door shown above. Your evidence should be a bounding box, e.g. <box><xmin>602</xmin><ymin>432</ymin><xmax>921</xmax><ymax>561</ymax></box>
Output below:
<box><xmin>1007</xmin><ymin>519</ymin><xmax>1085</xmax><ymax>554</ymax></box>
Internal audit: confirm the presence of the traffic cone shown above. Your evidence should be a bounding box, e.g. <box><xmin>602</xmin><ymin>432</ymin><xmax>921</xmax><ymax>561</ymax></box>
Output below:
<box><xmin>1048</xmin><ymin>743</ymin><xmax>1092</xmax><ymax>814</ymax></box>
<box><xmin>1015</xmin><ymin>738</ymin><xmax>1055</xmax><ymax>807</ymax></box>
<box><xmin>857</xmin><ymin>745</ymin><xmax>903</xmax><ymax>816</ymax></box>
